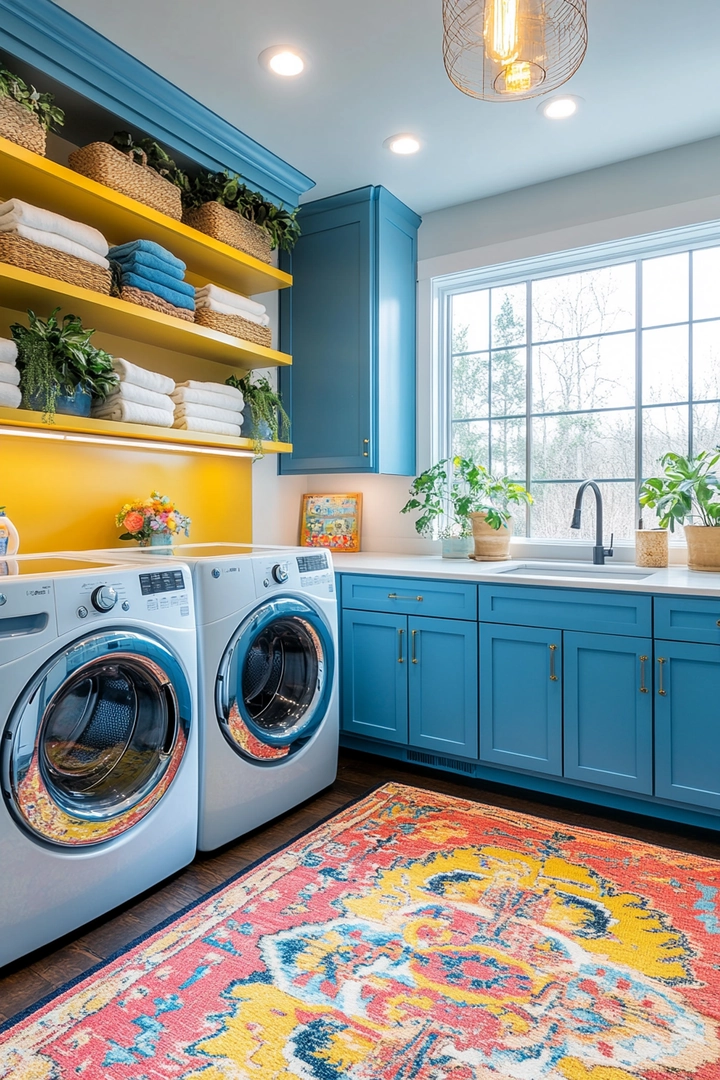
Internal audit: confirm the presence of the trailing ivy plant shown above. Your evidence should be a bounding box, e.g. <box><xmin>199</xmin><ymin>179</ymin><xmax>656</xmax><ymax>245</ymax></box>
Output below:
<box><xmin>226</xmin><ymin>373</ymin><xmax>290</xmax><ymax>454</ymax></box>
<box><xmin>0</xmin><ymin>62</ymin><xmax>64</xmax><ymax>131</ymax></box>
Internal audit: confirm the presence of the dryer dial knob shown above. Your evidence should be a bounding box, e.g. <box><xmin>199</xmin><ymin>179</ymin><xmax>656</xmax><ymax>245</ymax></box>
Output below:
<box><xmin>272</xmin><ymin>563</ymin><xmax>289</xmax><ymax>584</ymax></box>
<box><xmin>91</xmin><ymin>585</ymin><xmax>118</xmax><ymax>613</ymax></box>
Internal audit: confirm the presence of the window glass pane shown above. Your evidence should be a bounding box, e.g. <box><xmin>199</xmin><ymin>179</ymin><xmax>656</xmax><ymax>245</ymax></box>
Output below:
<box><xmin>532</xmin><ymin>411</ymin><xmax>635</xmax><ymax>482</ymax></box>
<box><xmin>452</xmin><ymin>290</ymin><xmax>489</xmax><ymax>354</ymax></box>
<box><xmin>490</xmin><ymin>418</ymin><xmax>526</xmax><ymax>478</ymax></box>
<box><xmin>490</xmin><ymin>346</ymin><xmax>526</xmax><ymax>417</ymax></box>
<box><xmin>530</xmin><ymin>482</ymin><xmax>636</xmax><ymax>542</ymax></box>
<box><xmin>452</xmin><ymin>352</ymin><xmax>489</xmax><ymax>420</ymax></box>
<box><xmin>693</xmin><ymin>247</ymin><xmax>720</xmax><ymax>321</ymax></box>
<box><xmin>693</xmin><ymin>321</ymin><xmax>720</xmax><ymax>401</ymax></box>
<box><xmin>532</xmin><ymin>332</ymin><xmax>635</xmax><ymax>414</ymax></box>
<box><xmin>452</xmin><ymin>419</ymin><xmax>489</xmax><ymax>464</ymax></box>
<box><xmin>693</xmin><ymin>403</ymin><xmax>720</xmax><ymax>456</ymax></box>
<box><xmin>642</xmin><ymin>325</ymin><xmax>689</xmax><ymax>405</ymax></box>
<box><xmin>532</xmin><ymin>264</ymin><xmax>635</xmax><ymax>343</ymax></box>
<box><xmin>491</xmin><ymin>283</ymin><xmax>526</xmax><ymax>346</ymax></box>
<box><xmin>642</xmin><ymin>405</ymin><xmax>689</xmax><ymax>476</ymax></box>
<box><xmin>642</xmin><ymin>253</ymin><xmax>689</xmax><ymax>327</ymax></box>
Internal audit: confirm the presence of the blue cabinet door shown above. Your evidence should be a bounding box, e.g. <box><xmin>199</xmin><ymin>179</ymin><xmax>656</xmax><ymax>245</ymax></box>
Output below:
<box><xmin>408</xmin><ymin>617</ymin><xmax>478</xmax><ymax>758</ymax></box>
<box><xmin>655</xmin><ymin>640</ymin><xmax>720</xmax><ymax>809</ymax></box>
<box><xmin>480</xmin><ymin>624</ymin><xmax>563</xmax><ymax>775</ymax></box>
<box><xmin>341</xmin><ymin>610</ymin><xmax>408</xmax><ymax>743</ymax></box>
<box><xmin>564</xmin><ymin>632</ymin><xmax>653</xmax><ymax>794</ymax></box>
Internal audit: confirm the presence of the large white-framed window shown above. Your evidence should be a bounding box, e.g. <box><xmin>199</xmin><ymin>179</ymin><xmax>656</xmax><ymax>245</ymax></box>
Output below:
<box><xmin>433</xmin><ymin>221</ymin><xmax>720</xmax><ymax>542</ymax></box>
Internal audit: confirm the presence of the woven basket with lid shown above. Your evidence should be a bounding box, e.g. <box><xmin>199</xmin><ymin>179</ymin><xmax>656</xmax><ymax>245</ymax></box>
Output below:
<box><xmin>0</xmin><ymin>96</ymin><xmax>46</xmax><ymax>156</ymax></box>
<box><xmin>182</xmin><ymin>202</ymin><xmax>272</xmax><ymax>264</ymax></box>
<box><xmin>68</xmin><ymin>143</ymin><xmax>182</xmax><ymax>220</ymax></box>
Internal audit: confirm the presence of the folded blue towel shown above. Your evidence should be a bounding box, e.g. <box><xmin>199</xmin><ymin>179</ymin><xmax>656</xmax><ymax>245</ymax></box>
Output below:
<box><xmin>114</xmin><ymin>258</ymin><xmax>195</xmax><ymax>298</ymax></box>
<box><xmin>112</xmin><ymin>248</ymin><xmax>186</xmax><ymax>282</ymax></box>
<box><xmin>109</xmin><ymin>240</ymin><xmax>186</xmax><ymax>273</ymax></box>
<box><xmin>120</xmin><ymin>270</ymin><xmax>195</xmax><ymax>311</ymax></box>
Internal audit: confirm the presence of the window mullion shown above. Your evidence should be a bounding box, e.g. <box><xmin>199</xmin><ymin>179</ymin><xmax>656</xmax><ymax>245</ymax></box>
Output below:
<box><xmin>689</xmin><ymin>252</ymin><xmax>694</xmax><ymax>455</ymax></box>
<box><xmin>635</xmin><ymin>259</ymin><xmax>643</xmax><ymax>525</ymax></box>
<box><xmin>526</xmin><ymin>279</ymin><xmax>533</xmax><ymax>536</ymax></box>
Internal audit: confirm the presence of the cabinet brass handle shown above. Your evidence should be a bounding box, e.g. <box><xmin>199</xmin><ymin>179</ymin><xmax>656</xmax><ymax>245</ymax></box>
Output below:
<box><xmin>549</xmin><ymin>643</ymin><xmax>558</xmax><ymax>681</ymax></box>
<box><xmin>657</xmin><ymin>657</ymin><xmax>666</xmax><ymax>696</ymax></box>
<box><xmin>388</xmin><ymin>593</ymin><xmax>423</xmax><ymax>602</ymax></box>
<box><xmin>639</xmin><ymin>654</ymin><xmax>648</xmax><ymax>693</ymax></box>
<box><xmin>411</xmin><ymin>629</ymin><xmax>418</xmax><ymax>664</ymax></box>
<box><xmin>397</xmin><ymin>628</ymin><xmax>404</xmax><ymax>664</ymax></box>
<box><xmin>363</xmin><ymin>438</ymin><xmax>370</xmax><ymax>458</ymax></box>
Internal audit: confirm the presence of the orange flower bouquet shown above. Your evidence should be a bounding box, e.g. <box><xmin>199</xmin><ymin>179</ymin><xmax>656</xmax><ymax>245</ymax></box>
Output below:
<box><xmin>116</xmin><ymin>491</ymin><xmax>191</xmax><ymax>546</ymax></box>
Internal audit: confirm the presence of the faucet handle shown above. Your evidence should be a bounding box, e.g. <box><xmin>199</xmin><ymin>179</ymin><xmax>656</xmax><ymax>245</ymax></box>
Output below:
<box><xmin>605</xmin><ymin>532</ymin><xmax>614</xmax><ymax>558</ymax></box>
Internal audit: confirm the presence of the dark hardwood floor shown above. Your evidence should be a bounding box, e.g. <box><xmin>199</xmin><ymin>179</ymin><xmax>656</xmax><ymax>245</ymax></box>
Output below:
<box><xmin>2</xmin><ymin>747</ymin><xmax>720</xmax><ymax>1026</ymax></box>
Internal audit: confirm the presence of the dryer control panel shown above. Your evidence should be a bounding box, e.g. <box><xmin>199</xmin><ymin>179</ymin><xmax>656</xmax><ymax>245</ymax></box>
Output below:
<box><xmin>251</xmin><ymin>550</ymin><xmax>334</xmax><ymax>598</ymax></box>
<box><xmin>55</xmin><ymin>565</ymin><xmax>194</xmax><ymax>634</ymax></box>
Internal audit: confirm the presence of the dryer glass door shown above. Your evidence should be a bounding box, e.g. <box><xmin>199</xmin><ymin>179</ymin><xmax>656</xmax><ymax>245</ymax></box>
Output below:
<box><xmin>3</xmin><ymin>630</ymin><xmax>192</xmax><ymax>847</ymax></box>
<box><xmin>217</xmin><ymin>598</ymin><xmax>334</xmax><ymax>762</ymax></box>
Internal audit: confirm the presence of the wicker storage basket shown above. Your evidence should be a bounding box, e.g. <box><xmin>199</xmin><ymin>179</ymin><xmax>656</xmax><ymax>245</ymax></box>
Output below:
<box><xmin>119</xmin><ymin>285</ymin><xmax>194</xmax><ymax>322</ymax></box>
<box><xmin>68</xmin><ymin>143</ymin><xmax>182</xmax><ymax>220</ymax></box>
<box><xmin>0</xmin><ymin>96</ymin><xmax>46</xmax><ymax>155</ymax></box>
<box><xmin>182</xmin><ymin>202</ymin><xmax>272</xmax><ymax>264</ymax></box>
<box><xmin>0</xmin><ymin>234</ymin><xmax>111</xmax><ymax>294</ymax></box>
<box><xmin>195</xmin><ymin>308</ymin><xmax>272</xmax><ymax>347</ymax></box>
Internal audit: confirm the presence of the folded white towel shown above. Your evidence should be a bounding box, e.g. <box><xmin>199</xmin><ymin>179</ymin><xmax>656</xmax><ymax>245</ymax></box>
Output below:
<box><xmin>0</xmin><ymin>221</ymin><xmax>110</xmax><ymax>269</ymax></box>
<box><xmin>112</xmin><ymin>358</ymin><xmax>175</xmax><ymax>395</ymax></box>
<box><xmin>173</xmin><ymin>416</ymin><xmax>241</xmax><ymax>436</ymax></box>
<box><xmin>0</xmin><ymin>364</ymin><xmax>20</xmax><ymax>387</ymax></box>
<box><xmin>0</xmin><ymin>383</ymin><xmax>21</xmax><ymax>408</ymax></box>
<box><xmin>174</xmin><ymin>401</ymin><xmax>245</xmax><ymax>426</ymax></box>
<box><xmin>102</xmin><ymin>383</ymin><xmax>174</xmax><ymax>413</ymax></box>
<box><xmin>195</xmin><ymin>283</ymin><xmax>266</xmax><ymax>318</ymax></box>
<box><xmin>0</xmin><ymin>339</ymin><xmax>18</xmax><ymax>365</ymax></box>
<box><xmin>195</xmin><ymin>296</ymin><xmax>270</xmax><ymax>326</ymax></box>
<box><xmin>171</xmin><ymin>387</ymin><xmax>244</xmax><ymax>412</ymax></box>
<box><xmin>92</xmin><ymin>401</ymin><xmax>174</xmax><ymax>427</ymax></box>
<box><xmin>174</xmin><ymin>379</ymin><xmax>244</xmax><ymax>400</ymax></box>
<box><xmin>0</xmin><ymin>199</ymin><xmax>109</xmax><ymax>256</ymax></box>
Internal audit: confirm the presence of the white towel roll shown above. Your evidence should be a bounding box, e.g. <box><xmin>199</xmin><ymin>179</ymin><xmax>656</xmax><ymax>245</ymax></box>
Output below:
<box><xmin>0</xmin><ymin>221</ymin><xmax>111</xmax><ymax>269</ymax></box>
<box><xmin>173</xmin><ymin>416</ymin><xmax>241</xmax><ymax>436</ymax></box>
<box><xmin>0</xmin><ymin>384</ymin><xmax>21</xmax><ymax>408</ymax></box>
<box><xmin>174</xmin><ymin>401</ymin><xmax>244</xmax><ymax>426</ymax></box>
<box><xmin>0</xmin><ymin>339</ymin><xmax>18</xmax><ymax>365</ymax></box>
<box><xmin>91</xmin><ymin>401</ymin><xmax>174</xmax><ymax>427</ymax></box>
<box><xmin>174</xmin><ymin>379</ymin><xmax>243</xmax><ymax>399</ymax></box>
<box><xmin>195</xmin><ymin>283</ymin><xmax>266</xmax><ymax>318</ymax></box>
<box><xmin>0</xmin><ymin>364</ymin><xmax>20</xmax><ymax>387</ymax></box>
<box><xmin>102</xmin><ymin>383</ymin><xmax>174</xmax><ymax>412</ymax></box>
<box><xmin>194</xmin><ymin>296</ymin><xmax>270</xmax><ymax>326</ymax></box>
<box><xmin>112</xmin><ymin>358</ymin><xmax>175</xmax><ymax>395</ymax></box>
<box><xmin>171</xmin><ymin>387</ymin><xmax>244</xmax><ymax>412</ymax></box>
<box><xmin>0</xmin><ymin>198</ymin><xmax>109</xmax><ymax>256</ymax></box>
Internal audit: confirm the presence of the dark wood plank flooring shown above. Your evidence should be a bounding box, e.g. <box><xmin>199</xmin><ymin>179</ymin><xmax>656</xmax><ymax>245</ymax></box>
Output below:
<box><xmin>2</xmin><ymin>747</ymin><xmax>720</xmax><ymax>1025</ymax></box>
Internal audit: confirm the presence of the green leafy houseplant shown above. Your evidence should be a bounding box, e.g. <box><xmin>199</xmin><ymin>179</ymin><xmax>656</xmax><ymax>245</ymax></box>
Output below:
<box><xmin>10</xmin><ymin>308</ymin><xmax>118</xmax><ymax>422</ymax></box>
<box><xmin>0</xmin><ymin>62</ymin><xmax>65</xmax><ymax>131</ymax></box>
<box><xmin>226</xmin><ymin>373</ymin><xmax>290</xmax><ymax>454</ymax></box>
<box><xmin>640</xmin><ymin>451</ymin><xmax>720</xmax><ymax>530</ymax></box>
<box><xmin>179</xmin><ymin>170</ymin><xmax>301</xmax><ymax>252</ymax></box>
<box><xmin>109</xmin><ymin>131</ymin><xmax>184</xmax><ymax>183</ymax></box>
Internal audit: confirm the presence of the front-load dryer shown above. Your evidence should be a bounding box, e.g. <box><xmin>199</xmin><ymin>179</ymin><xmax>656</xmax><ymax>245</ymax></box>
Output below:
<box><xmin>0</xmin><ymin>555</ymin><xmax>198</xmax><ymax>967</ymax></box>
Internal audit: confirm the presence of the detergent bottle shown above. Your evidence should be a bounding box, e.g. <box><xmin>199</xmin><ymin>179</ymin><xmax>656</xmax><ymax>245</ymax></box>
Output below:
<box><xmin>0</xmin><ymin>508</ymin><xmax>19</xmax><ymax>556</ymax></box>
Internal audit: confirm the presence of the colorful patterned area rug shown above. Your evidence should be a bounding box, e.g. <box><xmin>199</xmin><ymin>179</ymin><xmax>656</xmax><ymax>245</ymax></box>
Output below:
<box><xmin>2</xmin><ymin>783</ymin><xmax>720</xmax><ymax>1079</ymax></box>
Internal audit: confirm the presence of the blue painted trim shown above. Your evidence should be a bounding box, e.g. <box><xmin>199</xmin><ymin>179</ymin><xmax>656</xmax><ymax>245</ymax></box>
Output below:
<box><xmin>298</xmin><ymin>185</ymin><xmax>421</xmax><ymax>230</ymax></box>
<box><xmin>0</xmin><ymin>0</ymin><xmax>314</xmax><ymax>207</ymax></box>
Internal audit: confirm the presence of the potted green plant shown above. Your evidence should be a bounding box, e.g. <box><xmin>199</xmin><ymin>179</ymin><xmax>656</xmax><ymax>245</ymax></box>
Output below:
<box><xmin>640</xmin><ymin>450</ymin><xmax>720</xmax><ymax>571</ymax></box>
<box><xmin>226</xmin><ymin>373</ymin><xmax>290</xmax><ymax>455</ymax></box>
<box><xmin>11</xmin><ymin>308</ymin><xmax>118</xmax><ymax>423</ymax></box>
<box><xmin>0</xmin><ymin>62</ymin><xmax>65</xmax><ymax>155</ymax></box>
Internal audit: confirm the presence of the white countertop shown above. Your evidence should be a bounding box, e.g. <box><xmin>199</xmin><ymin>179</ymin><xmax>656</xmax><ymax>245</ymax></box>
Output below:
<box><xmin>331</xmin><ymin>552</ymin><xmax>720</xmax><ymax>597</ymax></box>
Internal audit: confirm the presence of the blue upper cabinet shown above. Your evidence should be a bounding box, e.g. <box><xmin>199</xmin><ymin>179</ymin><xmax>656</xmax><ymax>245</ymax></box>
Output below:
<box><xmin>280</xmin><ymin>187</ymin><xmax>421</xmax><ymax>474</ymax></box>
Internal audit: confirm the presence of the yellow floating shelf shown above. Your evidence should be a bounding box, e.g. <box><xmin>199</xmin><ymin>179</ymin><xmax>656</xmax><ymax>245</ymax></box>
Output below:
<box><xmin>0</xmin><ymin>264</ymin><xmax>291</xmax><ymax>371</ymax></box>
<box><xmin>0</xmin><ymin>136</ymin><xmax>292</xmax><ymax>296</ymax></box>
<box><xmin>0</xmin><ymin>406</ymin><xmax>292</xmax><ymax>455</ymax></box>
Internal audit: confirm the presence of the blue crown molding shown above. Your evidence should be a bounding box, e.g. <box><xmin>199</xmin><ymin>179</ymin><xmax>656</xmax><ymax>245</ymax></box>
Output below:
<box><xmin>0</xmin><ymin>0</ymin><xmax>314</xmax><ymax>207</ymax></box>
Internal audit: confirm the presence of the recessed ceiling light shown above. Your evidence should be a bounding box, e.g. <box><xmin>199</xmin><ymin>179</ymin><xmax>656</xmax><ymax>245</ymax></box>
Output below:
<box><xmin>538</xmin><ymin>95</ymin><xmax>582</xmax><ymax>119</ymax></box>
<box><xmin>384</xmin><ymin>133</ymin><xmax>421</xmax><ymax>155</ymax></box>
<box><xmin>259</xmin><ymin>46</ymin><xmax>306</xmax><ymax>78</ymax></box>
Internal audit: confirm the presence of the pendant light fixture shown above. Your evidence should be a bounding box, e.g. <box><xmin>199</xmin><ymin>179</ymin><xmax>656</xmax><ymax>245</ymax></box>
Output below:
<box><xmin>442</xmin><ymin>0</ymin><xmax>588</xmax><ymax>102</ymax></box>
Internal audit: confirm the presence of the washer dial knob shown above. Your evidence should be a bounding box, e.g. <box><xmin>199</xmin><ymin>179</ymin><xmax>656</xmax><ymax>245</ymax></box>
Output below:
<box><xmin>272</xmin><ymin>563</ymin><xmax>289</xmax><ymax>584</ymax></box>
<box><xmin>91</xmin><ymin>585</ymin><xmax>118</xmax><ymax>613</ymax></box>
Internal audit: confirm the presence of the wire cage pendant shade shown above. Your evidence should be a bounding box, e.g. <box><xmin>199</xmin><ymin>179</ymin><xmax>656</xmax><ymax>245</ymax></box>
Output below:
<box><xmin>442</xmin><ymin>0</ymin><xmax>588</xmax><ymax>102</ymax></box>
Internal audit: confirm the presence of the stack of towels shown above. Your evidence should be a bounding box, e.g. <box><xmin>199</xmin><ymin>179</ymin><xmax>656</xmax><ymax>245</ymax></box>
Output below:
<box><xmin>92</xmin><ymin>358</ymin><xmax>175</xmax><ymax>428</ymax></box>
<box><xmin>195</xmin><ymin>283</ymin><xmax>270</xmax><ymax>327</ymax></box>
<box><xmin>172</xmin><ymin>380</ymin><xmax>244</xmax><ymax>437</ymax></box>
<box><xmin>109</xmin><ymin>240</ymin><xmax>195</xmax><ymax>316</ymax></box>
<box><xmin>0</xmin><ymin>338</ymin><xmax>21</xmax><ymax>409</ymax></box>
<box><xmin>0</xmin><ymin>198</ymin><xmax>110</xmax><ymax>268</ymax></box>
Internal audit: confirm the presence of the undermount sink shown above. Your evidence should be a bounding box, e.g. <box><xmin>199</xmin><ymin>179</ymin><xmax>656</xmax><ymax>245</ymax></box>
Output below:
<box><xmin>497</xmin><ymin>561</ymin><xmax>655</xmax><ymax>581</ymax></box>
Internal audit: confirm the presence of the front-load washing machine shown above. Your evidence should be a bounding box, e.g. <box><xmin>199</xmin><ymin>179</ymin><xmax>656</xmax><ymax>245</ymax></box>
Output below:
<box><xmin>92</xmin><ymin>543</ymin><xmax>338</xmax><ymax>850</ymax></box>
<box><xmin>0</xmin><ymin>555</ymin><xmax>198</xmax><ymax>967</ymax></box>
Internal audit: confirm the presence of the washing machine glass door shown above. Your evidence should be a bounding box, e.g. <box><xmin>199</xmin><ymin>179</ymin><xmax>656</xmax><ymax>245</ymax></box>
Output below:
<box><xmin>3</xmin><ymin>630</ymin><xmax>192</xmax><ymax>847</ymax></box>
<box><xmin>217</xmin><ymin>597</ymin><xmax>334</xmax><ymax>763</ymax></box>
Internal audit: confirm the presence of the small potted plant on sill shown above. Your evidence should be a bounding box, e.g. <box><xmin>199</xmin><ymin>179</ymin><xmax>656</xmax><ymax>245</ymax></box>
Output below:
<box><xmin>226</xmin><ymin>373</ymin><xmax>290</xmax><ymax>456</ymax></box>
<box><xmin>116</xmin><ymin>492</ymin><xmax>191</xmax><ymax>547</ymax></box>
<box><xmin>0</xmin><ymin>62</ymin><xmax>65</xmax><ymax>156</ymax></box>
<box><xmin>640</xmin><ymin>450</ymin><xmax>720</xmax><ymax>571</ymax></box>
<box><xmin>11</xmin><ymin>308</ymin><xmax>118</xmax><ymax>423</ymax></box>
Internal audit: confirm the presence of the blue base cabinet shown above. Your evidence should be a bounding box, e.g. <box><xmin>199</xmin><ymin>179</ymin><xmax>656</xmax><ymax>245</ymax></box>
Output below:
<box><xmin>408</xmin><ymin>617</ymin><xmax>478</xmax><ymax>757</ymax></box>
<box><xmin>341</xmin><ymin>610</ymin><xmax>408</xmax><ymax>744</ymax></box>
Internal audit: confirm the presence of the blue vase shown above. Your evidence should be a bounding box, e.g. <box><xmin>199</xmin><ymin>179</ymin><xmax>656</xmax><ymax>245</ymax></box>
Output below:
<box><xmin>150</xmin><ymin>533</ymin><xmax>173</xmax><ymax>547</ymax></box>
<box><xmin>241</xmin><ymin>414</ymin><xmax>273</xmax><ymax>443</ymax></box>
<box><xmin>27</xmin><ymin>387</ymin><xmax>92</xmax><ymax>417</ymax></box>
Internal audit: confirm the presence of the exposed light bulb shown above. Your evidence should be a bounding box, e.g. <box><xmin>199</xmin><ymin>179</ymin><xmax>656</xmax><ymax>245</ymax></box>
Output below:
<box><xmin>486</xmin><ymin>0</ymin><xmax>520</xmax><ymax>64</ymax></box>
<box><xmin>504</xmin><ymin>60</ymin><xmax>533</xmax><ymax>93</ymax></box>
<box><xmin>268</xmin><ymin>50</ymin><xmax>304</xmax><ymax>77</ymax></box>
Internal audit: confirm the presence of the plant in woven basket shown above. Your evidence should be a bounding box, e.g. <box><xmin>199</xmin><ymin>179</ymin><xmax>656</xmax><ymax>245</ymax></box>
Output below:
<box><xmin>0</xmin><ymin>62</ymin><xmax>65</xmax><ymax>131</ymax></box>
<box><xmin>109</xmin><ymin>130</ymin><xmax>184</xmax><ymax>183</ymax></box>
<box><xmin>10</xmin><ymin>308</ymin><xmax>118</xmax><ymax>422</ymax></box>
<box><xmin>226</xmin><ymin>373</ymin><xmax>290</xmax><ymax>454</ymax></box>
<box><xmin>182</xmin><ymin>171</ymin><xmax>301</xmax><ymax>252</ymax></box>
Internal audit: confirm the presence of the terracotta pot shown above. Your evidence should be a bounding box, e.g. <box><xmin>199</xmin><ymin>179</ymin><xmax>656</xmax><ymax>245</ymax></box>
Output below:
<box><xmin>684</xmin><ymin>525</ymin><xmax>720</xmax><ymax>571</ymax></box>
<box><xmin>469</xmin><ymin>512</ymin><xmax>512</xmax><ymax>561</ymax></box>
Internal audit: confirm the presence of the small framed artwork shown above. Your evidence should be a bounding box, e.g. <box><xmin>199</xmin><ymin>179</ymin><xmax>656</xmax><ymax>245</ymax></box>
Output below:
<box><xmin>299</xmin><ymin>493</ymin><xmax>363</xmax><ymax>553</ymax></box>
